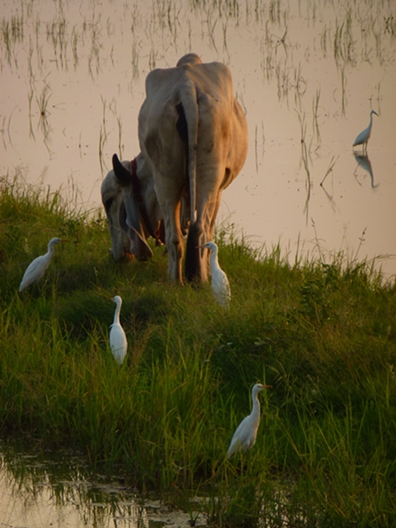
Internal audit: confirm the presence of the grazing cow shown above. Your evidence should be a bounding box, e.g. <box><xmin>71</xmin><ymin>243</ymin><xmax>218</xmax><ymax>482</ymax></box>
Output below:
<box><xmin>101</xmin><ymin>153</ymin><xmax>164</xmax><ymax>262</ymax></box>
<box><xmin>105</xmin><ymin>53</ymin><xmax>248</xmax><ymax>283</ymax></box>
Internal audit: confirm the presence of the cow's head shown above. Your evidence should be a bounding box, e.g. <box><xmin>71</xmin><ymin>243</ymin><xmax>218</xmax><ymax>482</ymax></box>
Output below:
<box><xmin>101</xmin><ymin>154</ymin><xmax>161</xmax><ymax>262</ymax></box>
<box><xmin>101</xmin><ymin>161</ymin><xmax>133</xmax><ymax>262</ymax></box>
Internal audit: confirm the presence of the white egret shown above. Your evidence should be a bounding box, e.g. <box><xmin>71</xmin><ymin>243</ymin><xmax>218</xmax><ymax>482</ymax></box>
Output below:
<box><xmin>352</xmin><ymin>110</ymin><xmax>378</xmax><ymax>154</ymax></box>
<box><xmin>227</xmin><ymin>383</ymin><xmax>271</xmax><ymax>459</ymax></box>
<box><xmin>19</xmin><ymin>237</ymin><xmax>65</xmax><ymax>292</ymax></box>
<box><xmin>109</xmin><ymin>295</ymin><xmax>128</xmax><ymax>365</ymax></box>
<box><xmin>200</xmin><ymin>241</ymin><xmax>231</xmax><ymax>308</ymax></box>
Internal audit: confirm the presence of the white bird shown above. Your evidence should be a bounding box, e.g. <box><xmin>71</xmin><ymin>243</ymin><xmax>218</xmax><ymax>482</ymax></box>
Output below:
<box><xmin>352</xmin><ymin>110</ymin><xmax>378</xmax><ymax>154</ymax></box>
<box><xmin>19</xmin><ymin>237</ymin><xmax>65</xmax><ymax>292</ymax></box>
<box><xmin>200</xmin><ymin>241</ymin><xmax>231</xmax><ymax>308</ymax></box>
<box><xmin>227</xmin><ymin>383</ymin><xmax>271</xmax><ymax>459</ymax></box>
<box><xmin>109</xmin><ymin>295</ymin><xmax>128</xmax><ymax>365</ymax></box>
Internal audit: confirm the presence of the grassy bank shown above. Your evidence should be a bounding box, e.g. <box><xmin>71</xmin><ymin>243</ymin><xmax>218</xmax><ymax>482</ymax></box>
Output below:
<box><xmin>1</xmin><ymin>172</ymin><xmax>395</xmax><ymax>527</ymax></box>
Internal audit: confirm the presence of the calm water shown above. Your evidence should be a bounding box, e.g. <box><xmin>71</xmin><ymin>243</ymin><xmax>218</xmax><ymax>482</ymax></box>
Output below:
<box><xmin>1</xmin><ymin>0</ymin><xmax>396</xmax><ymax>277</ymax></box>
<box><xmin>0</xmin><ymin>437</ymin><xmax>205</xmax><ymax>527</ymax></box>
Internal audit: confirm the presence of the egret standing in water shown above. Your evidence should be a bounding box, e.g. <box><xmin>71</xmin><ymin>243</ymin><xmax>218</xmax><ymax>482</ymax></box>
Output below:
<box><xmin>200</xmin><ymin>241</ymin><xmax>231</xmax><ymax>308</ymax></box>
<box><xmin>109</xmin><ymin>295</ymin><xmax>128</xmax><ymax>365</ymax></box>
<box><xmin>227</xmin><ymin>383</ymin><xmax>271</xmax><ymax>459</ymax></box>
<box><xmin>19</xmin><ymin>237</ymin><xmax>65</xmax><ymax>292</ymax></box>
<box><xmin>352</xmin><ymin>110</ymin><xmax>378</xmax><ymax>154</ymax></box>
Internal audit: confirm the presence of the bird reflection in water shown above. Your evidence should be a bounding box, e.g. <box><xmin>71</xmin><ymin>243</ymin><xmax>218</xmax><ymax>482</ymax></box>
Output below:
<box><xmin>353</xmin><ymin>153</ymin><xmax>379</xmax><ymax>189</ymax></box>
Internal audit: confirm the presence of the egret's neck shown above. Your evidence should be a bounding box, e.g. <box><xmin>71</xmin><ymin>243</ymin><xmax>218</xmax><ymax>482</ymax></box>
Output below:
<box><xmin>113</xmin><ymin>302</ymin><xmax>121</xmax><ymax>325</ymax></box>
<box><xmin>210</xmin><ymin>248</ymin><xmax>219</xmax><ymax>267</ymax></box>
<box><xmin>251</xmin><ymin>393</ymin><xmax>261</xmax><ymax>420</ymax></box>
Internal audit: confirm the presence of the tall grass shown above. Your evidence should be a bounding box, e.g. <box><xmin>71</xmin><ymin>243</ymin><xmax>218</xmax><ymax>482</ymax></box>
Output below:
<box><xmin>0</xmin><ymin>173</ymin><xmax>395</xmax><ymax>526</ymax></box>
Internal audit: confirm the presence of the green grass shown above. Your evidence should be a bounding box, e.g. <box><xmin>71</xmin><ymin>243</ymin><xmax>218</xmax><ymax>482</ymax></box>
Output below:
<box><xmin>1</xmin><ymin>171</ymin><xmax>396</xmax><ymax>526</ymax></box>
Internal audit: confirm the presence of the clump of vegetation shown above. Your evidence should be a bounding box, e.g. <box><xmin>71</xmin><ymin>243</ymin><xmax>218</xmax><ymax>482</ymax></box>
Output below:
<box><xmin>1</xmin><ymin>173</ymin><xmax>395</xmax><ymax>527</ymax></box>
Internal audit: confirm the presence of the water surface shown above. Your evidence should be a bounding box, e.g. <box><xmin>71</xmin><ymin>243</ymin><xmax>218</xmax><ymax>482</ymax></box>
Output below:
<box><xmin>0</xmin><ymin>437</ymin><xmax>203</xmax><ymax>527</ymax></box>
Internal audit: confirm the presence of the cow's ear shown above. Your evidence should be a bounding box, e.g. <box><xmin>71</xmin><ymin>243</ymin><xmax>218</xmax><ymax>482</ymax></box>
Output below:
<box><xmin>112</xmin><ymin>154</ymin><xmax>131</xmax><ymax>186</ymax></box>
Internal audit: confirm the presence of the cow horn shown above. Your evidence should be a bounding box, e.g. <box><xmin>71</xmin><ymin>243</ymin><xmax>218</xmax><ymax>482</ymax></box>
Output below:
<box><xmin>112</xmin><ymin>153</ymin><xmax>132</xmax><ymax>186</ymax></box>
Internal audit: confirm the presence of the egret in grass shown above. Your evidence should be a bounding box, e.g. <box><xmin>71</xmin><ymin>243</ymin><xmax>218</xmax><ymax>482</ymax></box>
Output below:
<box><xmin>19</xmin><ymin>237</ymin><xmax>65</xmax><ymax>292</ymax></box>
<box><xmin>109</xmin><ymin>295</ymin><xmax>128</xmax><ymax>365</ymax></box>
<box><xmin>227</xmin><ymin>383</ymin><xmax>271</xmax><ymax>459</ymax></box>
<box><xmin>352</xmin><ymin>110</ymin><xmax>378</xmax><ymax>154</ymax></box>
<box><xmin>200</xmin><ymin>241</ymin><xmax>231</xmax><ymax>308</ymax></box>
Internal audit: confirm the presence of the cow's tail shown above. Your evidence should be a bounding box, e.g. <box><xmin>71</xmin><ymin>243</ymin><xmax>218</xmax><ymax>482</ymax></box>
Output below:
<box><xmin>180</xmin><ymin>79</ymin><xmax>200</xmax><ymax>282</ymax></box>
<box><xmin>180</xmin><ymin>79</ymin><xmax>198</xmax><ymax>225</ymax></box>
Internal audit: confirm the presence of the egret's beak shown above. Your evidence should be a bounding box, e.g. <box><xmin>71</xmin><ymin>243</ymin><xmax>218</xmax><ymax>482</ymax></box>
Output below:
<box><xmin>263</xmin><ymin>385</ymin><xmax>272</xmax><ymax>389</ymax></box>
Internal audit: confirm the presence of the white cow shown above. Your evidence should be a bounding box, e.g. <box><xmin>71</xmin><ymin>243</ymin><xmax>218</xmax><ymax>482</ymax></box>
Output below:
<box><xmin>105</xmin><ymin>53</ymin><xmax>248</xmax><ymax>284</ymax></box>
<box><xmin>101</xmin><ymin>153</ymin><xmax>164</xmax><ymax>262</ymax></box>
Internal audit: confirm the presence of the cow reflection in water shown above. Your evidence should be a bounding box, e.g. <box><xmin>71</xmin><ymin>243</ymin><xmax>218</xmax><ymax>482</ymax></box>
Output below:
<box><xmin>101</xmin><ymin>53</ymin><xmax>248</xmax><ymax>284</ymax></box>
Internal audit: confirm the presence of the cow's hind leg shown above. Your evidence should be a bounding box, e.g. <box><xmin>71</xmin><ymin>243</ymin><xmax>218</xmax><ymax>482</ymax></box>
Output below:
<box><xmin>186</xmin><ymin>190</ymin><xmax>221</xmax><ymax>283</ymax></box>
<box><xmin>162</xmin><ymin>199</ymin><xmax>184</xmax><ymax>284</ymax></box>
<box><xmin>186</xmin><ymin>221</ymin><xmax>202</xmax><ymax>283</ymax></box>
<box><xmin>185</xmin><ymin>211</ymin><xmax>211</xmax><ymax>284</ymax></box>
